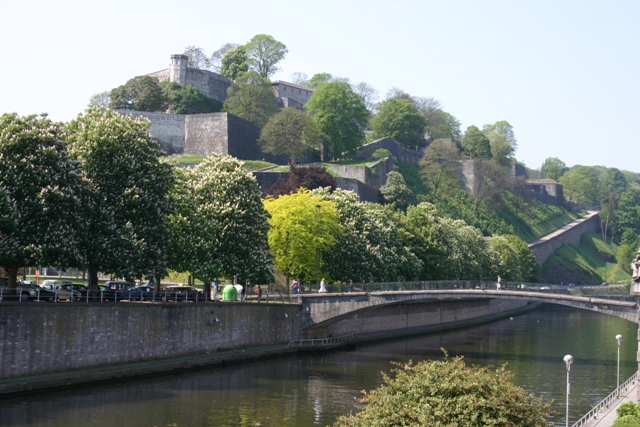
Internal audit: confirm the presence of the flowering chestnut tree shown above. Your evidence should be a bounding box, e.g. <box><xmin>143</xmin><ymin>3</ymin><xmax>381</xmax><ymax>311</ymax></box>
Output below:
<box><xmin>65</xmin><ymin>108</ymin><xmax>174</xmax><ymax>288</ymax></box>
<box><xmin>0</xmin><ymin>113</ymin><xmax>83</xmax><ymax>287</ymax></box>
<box><xmin>168</xmin><ymin>154</ymin><xmax>272</xmax><ymax>290</ymax></box>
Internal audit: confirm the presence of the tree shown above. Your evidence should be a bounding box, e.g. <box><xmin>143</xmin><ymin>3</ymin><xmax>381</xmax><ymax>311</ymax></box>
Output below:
<box><xmin>87</xmin><ymin>91</ymin><xmax>110</xmax><ymax>109</ymax></box>
<box><xmin>332</xmin><ymin>355</ymin><xmax>551</xmax><ymax>427</ymax></box>
<box><xmin>352</xmin><ymin>81</ymin><xmax>378</xmax><ymax>112</ymax></box>
<box><xmin>259</xmin><ymin>108</ymin><xmax>323</xmax><ymax>165</ymax></box>
<box><xmin>263</xmin><ymin>188</ymin><xmax>342</xmax><ymax>284</ymax></box>
<box><xmin>65</xmin><ymin>108</ymin><xmax>174</xmax><ymax>288</ymax></box>
<box><xmin>220</xmin><ymin>45</ymin><xmax>249</xmax><ymax>81</ymax></box>
<box><xmin>559</xmin><ymin>166</ymin><xmax>599</xmax><ymax>209</ymax></box>
<box><xmin>461</xmin><ymin>125</ymin><xmax>492</xmax><ymax>159</ymax></box>
<box><xmin>0</xmin><ymin>113</ymin><xmax>83</xmax><ymax>288</ymax></box>
<box><xmin>223</xmin><ymin>71</ymin><xmax>277</xmax><ymax>127</ymax></box>
<box><xmin>482</xmin><ymin>120</ymin><xmax>517</xmax><ymax>162</ymax></box>
<box><xmin>290</xmin><ymin>72</ymin><xmax>309</xmax><ymax>86</ymax></box>
<box><xmin>267</xmin><ymin>165</ymin><xmax>336</xmax><ymax>197</ymax></box>
<box><xmin>169</xmin><ymin>154</ymin><xmax>272</xmax><ymax>290</ymax></box>
<box><xmin>380</xmin><ymin>171</ymin><xmax>413</xmax><ymax>211</ymax></box>
<box><xmin>541</xmin><ymin>157</ymin><xmax>568</xmax><ymax>181</ymax></box>
<box><xmin>308</xmin><ymin>72</ymin><xmax>333</xmax><ymax>88</ymax></box>
<box><xmin>305</xmin><ymin>81</ymin><xmax>370</xmax><ymax>160</ymax></box>
<box><xmin>245</xmin><ymin>34</ymin><xmax>288</xmax><ymax>78</ymax></box>
<box><xmin>109</xmin><ymin>75</ymin><xmax>166</xmax><ymax>112</ymax></box>
<box><xmin>370</xmin><ymin>98</ymin><xmax>426</xmax><ymax>148</ymax></box>
<box><xmin>210</xmin><ymin>43</ymin><xmax>239</xmax><ymax>72</ymax></box>
<box><xmin>160</xmin><ymin>81</ymin><xmax>222</xmax><ymax>114</ymax></box>
<box><xmin>183</xmin><ymin>46</ymin><xmax>212</xmax><ymax>70</ymax></box>
<box><xmin>419</xmin><ymin>138</ymin><xmax>461</xmax><ymax>198</ymax></box>
<box><xmin>313</xmin><ymin>188</ymin><xmax>422</xmax><ymax>283</ymax></box>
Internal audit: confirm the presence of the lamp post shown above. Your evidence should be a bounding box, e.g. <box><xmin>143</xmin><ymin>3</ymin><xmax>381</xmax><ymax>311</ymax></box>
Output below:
<box><xmin>316</xmin><ymin>204</ymin><xmax>321</xmax><ymax>286</ymax></box>
<box><xmin>616</xmin><ymin>334</ymin><xmax>623</xmax><ymax>397</ymax></box>
<box><xmin>564</xmin><ymin>354</ymin><xmax>573</xmax><ymax>427</ymax></box>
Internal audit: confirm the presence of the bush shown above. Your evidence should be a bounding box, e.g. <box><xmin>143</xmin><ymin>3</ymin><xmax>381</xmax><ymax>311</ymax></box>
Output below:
<box><xmin>332</xmin><ymin>352</ymin><xmax>551</xmax><ymax>427</ymax></box>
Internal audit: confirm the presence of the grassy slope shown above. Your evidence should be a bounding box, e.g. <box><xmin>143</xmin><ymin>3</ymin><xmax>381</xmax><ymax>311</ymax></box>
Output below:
<box><xmin>541</xmin><ymin>233</ymin><xmax>631</xmax><ymax>285</ymax></box>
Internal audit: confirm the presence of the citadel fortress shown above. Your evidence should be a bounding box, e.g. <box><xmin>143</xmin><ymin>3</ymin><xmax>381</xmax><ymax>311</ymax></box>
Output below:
<box><xmin>118</xmin><ymin>54</ymin><xmax>562</xmax><ymax>205</ymax></box>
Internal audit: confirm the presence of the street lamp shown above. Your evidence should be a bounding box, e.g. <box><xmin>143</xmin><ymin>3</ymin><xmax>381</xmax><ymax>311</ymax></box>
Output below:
<box><xmin>316</xmin><ymin>204</ymin><xmax>321</xmax><ymax>285</ymax></box>
<box><xmin>616</xmin><ymin>334</ymin><xmax>623</xmax><ymax>397</ymax></box>
<box><xmin>564</xmin><ymin>354</ymin><xmax>573</xmax><ymax>427</ymax></box>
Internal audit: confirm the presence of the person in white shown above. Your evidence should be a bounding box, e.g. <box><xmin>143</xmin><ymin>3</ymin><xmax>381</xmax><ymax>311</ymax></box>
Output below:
<box><xmin>319</xmin><ymin>278</ymin><xmax>327</xmax><ymax>293</ymax></box>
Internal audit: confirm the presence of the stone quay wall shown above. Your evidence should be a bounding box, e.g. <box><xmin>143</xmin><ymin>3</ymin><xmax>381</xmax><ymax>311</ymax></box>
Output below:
<box><xmin>0</xmin><ymin>303</ymin><xmax>301</xmax><ymax>379</ymax></box>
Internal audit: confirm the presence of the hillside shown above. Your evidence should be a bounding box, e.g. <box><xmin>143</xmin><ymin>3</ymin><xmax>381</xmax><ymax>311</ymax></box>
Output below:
<box><xmin>541</xmin><ymin>233</ymin><xmax>631</xmax><ymax>285</ymax></box>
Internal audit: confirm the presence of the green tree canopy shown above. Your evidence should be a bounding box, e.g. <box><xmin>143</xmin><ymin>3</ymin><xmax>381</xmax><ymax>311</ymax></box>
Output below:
<box><xmin>259</xmin><ymin>107</ymin><xmax>323</xmax><ymax>165</ymax></box>
<box><xmin>223</xmin><ymin>71</ymin><xmax>277</xmax><ymax>127</ymax></box>
<box><xmin>109</xmin><ymin>75</ymin><xmax>166</xmax><ymax>112</ymax></box>
<box><xmin>245</xmin><ymin>34</ymin><xmax>288</xmax><ymax>78</ymax></box>
<box><xmin>370</xmin><ymin>98</ymin><xmax>427</xmax><ymax>148</ymax></box>
<box><xmin>482</xmin><ymin>120</ymin><xmax>517</xmax><ymax>162</ymax></box>
<box><xmin>308</xmin><ymin>72</ymin><xmax>333</xmax><ymax>88</ymax></box>
<box><xmin>559</xmin><ymin>166</ymin><xmax>599</xmax><ymax>209</ymax></box>
<box><xmin>461</xmin><ymin>125</ymin><xmax>492</xmax><ymax>159</ymax></box>
<box><xmin>332</xmin><ymin>355</ymin><xmax>551</xmax><ymax>427</ymax></box>
<box><xmin>0</xmin><ymin>113</ymin><xmax>83</xmax><ymax>287</ymax></box>
<box><xmin>169</xmin><ymin>154</ymin><xmax>272</xmax><ymax>289</ymax></box>
<box><xmin>419</xmin><ymin>138</ymin><xmax>461</xmax><ymax>198</ymax></box>
<box><xmin>87</xmin><ymin>91</ymin><xmax>111</xmax><ymax>109</ymax></box>
<box><xmin>160</xmin><ymin>81</ymin><xmax>222</xmax><ymax>114</ymax></box>
<box><xmin>305</xmin><ymin>81</ymin><xmax>370</xmax><ymax>160</ymax></box>
<box><xmin>66</xmin><ymin>108</ymin><xmax>174</xmax><ymax>288</ymax></box>
<box><xmin>220</xmin><ymin>45</ymin><xmax>249</xmax><ymax>81</ymax></box>
<box><xmin>414</xmin><ymin>97</ymin><xmax>462</xmax><ymax>141</ymax></box>
<box><xmin>264</xmin><ymin>188</ymin><xmax>342</xmax><ymax>284</ymax></box>
<box><xmin>541</xmin><ymin>157</ymin><xmax>568</xmax><ymax>181</ymax></box>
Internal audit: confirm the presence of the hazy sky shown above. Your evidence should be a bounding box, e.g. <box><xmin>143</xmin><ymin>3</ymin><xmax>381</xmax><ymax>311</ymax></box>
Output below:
<box><xmin>2</xmin><ymin>0</ymin><xmax>638</xmax><ymax>173</ymax></box>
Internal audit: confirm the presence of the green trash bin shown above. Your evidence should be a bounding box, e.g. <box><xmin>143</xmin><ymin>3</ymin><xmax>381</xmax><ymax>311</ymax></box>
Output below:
<box><xmin>222</xmin><ymin>284</ymin><xmax>237</xmax><ymax>301</ymax></box>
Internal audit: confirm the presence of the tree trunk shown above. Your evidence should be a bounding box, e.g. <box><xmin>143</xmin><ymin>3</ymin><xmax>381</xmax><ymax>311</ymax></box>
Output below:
<box><xmin>88</xmin><ymin>267</ymin><xmax>99</xmax><ymax>290</ymax></box>
<box><xmin>8</xmin><ymin>264</ymin><xmax>19</xmax><ymax>288</ymax></box>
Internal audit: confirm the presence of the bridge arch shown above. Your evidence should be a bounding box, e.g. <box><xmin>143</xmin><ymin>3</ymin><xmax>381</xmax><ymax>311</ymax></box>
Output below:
<box><xmin>300</xmin><ymin>290</ymin><xmax>637</xmax><ymax>338</ymax></box>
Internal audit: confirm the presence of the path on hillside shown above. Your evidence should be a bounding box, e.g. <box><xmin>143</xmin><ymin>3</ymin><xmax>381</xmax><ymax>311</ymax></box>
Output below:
<box><xmin>528</xmin><ymin>210</ymin><xmax>600</xmax><ymax>247</ymax></box>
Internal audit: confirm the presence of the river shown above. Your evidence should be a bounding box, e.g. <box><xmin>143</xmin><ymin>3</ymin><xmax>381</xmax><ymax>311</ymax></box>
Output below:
<box><xmin>0</xmin><ymin>305</ymin><xmax>636</xmax><ymax>426</ymax></box>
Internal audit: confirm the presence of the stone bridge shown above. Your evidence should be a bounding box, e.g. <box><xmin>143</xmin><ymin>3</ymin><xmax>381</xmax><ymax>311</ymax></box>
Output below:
<box><xmin>300</xmin><ymin>290</ymin><xmax>637</xmax><ymax>332</ymax></box>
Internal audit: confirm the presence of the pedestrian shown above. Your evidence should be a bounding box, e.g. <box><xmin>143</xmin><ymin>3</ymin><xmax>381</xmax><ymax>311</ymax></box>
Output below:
<box><xmin>497</xmin><ymin>275</ymin><xmax>502</xmax><ymax>290</ymax></box>
<box><xmin>211</xmin><ymin>281</ymin><xmax>217</xmax><ymax>301</ymax></box>
<box><xmin>256</xmin><ymin>285</ymin><xmax>262</xmax><ymax>303</ymax></box>
<box><xmin>319</xmin><ymin>278</ymin><xmax>327</xmax><ymax>293</ymax></box>
<box><xmin>240</xmin><ymin>283</ymin><xmax>246</xmax><ymax>302</ymax></box>
<box><xmin>292</xmin><ymin>278</ymin><xmax>299</xmax><ymax>294</ymax></box>
<box><xmin>348</xmin><ymin>279</ymin><xmax>353</xmax><ymax>293</ymax></box>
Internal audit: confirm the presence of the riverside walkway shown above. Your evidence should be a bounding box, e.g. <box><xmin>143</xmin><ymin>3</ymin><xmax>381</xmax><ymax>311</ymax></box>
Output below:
<box><xmin>573</xmin><ymin>373</ymin><xmax>638</xmax><ymax>427</ymax></box>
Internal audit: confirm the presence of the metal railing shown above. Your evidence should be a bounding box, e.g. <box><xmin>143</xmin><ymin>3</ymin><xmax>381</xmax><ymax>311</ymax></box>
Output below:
<box><xmin>571</xmin><ymin>372</ymin><xmax>638</xmax><ymax>427</ymax></box>
<box><xmin>288</xmin><ymin>335</ymin><xmax>353</xmax><ymax>347</ymax></box>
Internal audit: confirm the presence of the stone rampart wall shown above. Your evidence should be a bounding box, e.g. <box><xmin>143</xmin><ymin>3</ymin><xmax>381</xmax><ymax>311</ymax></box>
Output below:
<box><xmin>353</xmin><ymin>137</ymin><xmax>424</xmax><ymax>165</ymax></box>
<box><xmin>0</xmin><ymin>303</ymin><xmax>301</xmax><ymax>379</ymax></box>
<box><xmin>185</xmin><ymin>68</ymin><xmax>231</xmax><ymax>103</ymax></box>
<box><xmin>114</xmin><ymin>110</ymin><xmax>185</xmax><ymax>155</ymax></box>
<box><xmin>529</xmin><ymin>212</ymin><xmax>601</xmax><ymax>265</ymax></box>
<box><xmin>184</xmin><ymin>113</ymin><xmax>229</xmax><ymax>156</ymax></box>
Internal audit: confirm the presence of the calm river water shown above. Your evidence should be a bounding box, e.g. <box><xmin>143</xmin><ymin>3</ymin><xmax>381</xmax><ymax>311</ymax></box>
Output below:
<box><xmin>0</xmin><ymin>305</ymin><xmax>637</xmax><ymax>427</ymax></box>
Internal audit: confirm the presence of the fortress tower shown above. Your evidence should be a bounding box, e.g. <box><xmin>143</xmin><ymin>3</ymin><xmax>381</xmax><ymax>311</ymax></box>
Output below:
<box><xmin>170</xmin><ymin>54</ymin><xmax>188</xmax><ymax>85</ymax></box>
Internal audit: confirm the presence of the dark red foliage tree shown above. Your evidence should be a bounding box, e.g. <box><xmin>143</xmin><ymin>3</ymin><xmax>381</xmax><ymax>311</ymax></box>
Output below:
<box><xmin>267</xmin><ymin>165</ymin><xmax>337</xmax><ymax>197</ymax></box>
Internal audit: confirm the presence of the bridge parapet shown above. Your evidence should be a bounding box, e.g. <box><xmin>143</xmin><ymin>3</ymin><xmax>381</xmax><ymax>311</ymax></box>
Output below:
<box><xmin>301</xmin><ymin>290</ymin><xmax>638</xmax><ymax>329</ymax></box>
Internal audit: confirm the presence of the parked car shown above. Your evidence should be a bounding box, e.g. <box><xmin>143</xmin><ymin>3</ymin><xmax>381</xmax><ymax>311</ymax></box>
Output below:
<box><xmin>40</xmin><ymin>279</ymin><xmax>63</xmax><ymax>290</ymax></box>
<box><xmin>163</xmin><ymin>285</ymin><xmax>204</xmax><ymax>302</ymax></box>
<box><xmin>0</xmin><ymin>281</ymin><xmax>56</xmax><ymax>301</ymax></box>
<box><xmin>104</xmin><ymin>281</ymin><xmax>145</xmax><ymax>301</ymax></box>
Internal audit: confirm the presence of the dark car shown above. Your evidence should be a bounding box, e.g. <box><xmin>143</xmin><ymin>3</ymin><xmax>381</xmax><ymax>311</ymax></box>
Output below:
<box><xmin>163</xmin><ymin>285</ymin><xmax>204</xmax><ymax>302</ymax></box>
<box><xmin>104</xmin><ymin>281</ymin><xmax>145</xmax><ymax>301</ymax></box>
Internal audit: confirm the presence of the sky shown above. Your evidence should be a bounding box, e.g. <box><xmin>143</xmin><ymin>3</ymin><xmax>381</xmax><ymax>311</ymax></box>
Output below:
<box><xmin>1</xmin><ymin>0</ymin><xmax>639</xmax><ymax>173</ymax></box>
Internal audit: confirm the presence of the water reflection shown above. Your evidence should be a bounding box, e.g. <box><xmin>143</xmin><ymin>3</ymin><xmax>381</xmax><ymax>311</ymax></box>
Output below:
<box><xmin>0</xmin><ymin>306</ymin><xmax>636</xmax><ymax>427</ymax></box>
